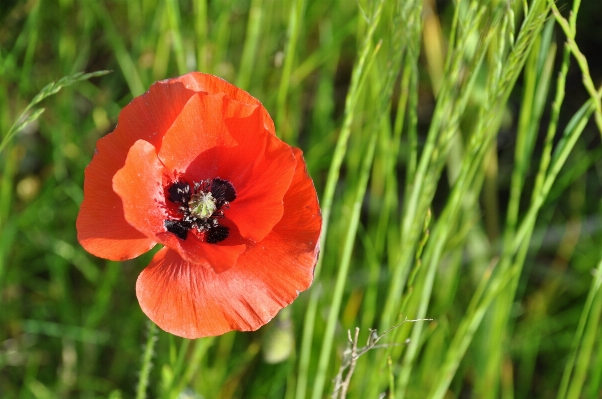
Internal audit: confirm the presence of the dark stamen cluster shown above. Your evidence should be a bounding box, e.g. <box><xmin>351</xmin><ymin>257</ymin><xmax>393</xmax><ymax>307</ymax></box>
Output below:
<box><xmin>164</xmin><ymin>178</ymin><xmax>236</xmax><ymax>243</ymax></box>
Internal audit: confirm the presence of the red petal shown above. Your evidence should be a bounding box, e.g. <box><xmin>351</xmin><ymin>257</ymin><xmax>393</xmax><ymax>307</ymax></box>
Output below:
<box><xmin>76</xmin><ymin>168</ymin><xmax>155</xmax><ymax>260</ymax></box>
<box><xmin>77</xmin><ymin>80</ymin><xmax>198</xmax><ymax>260</ymax></box>
<box><xmin>137</xmin><ymin>229</ymin><xmax>315</xmax><ymax>338</ymax></box>
<box><xmin>136</xmin><ymin>148</ymin><xmax>321</xmax><ymax>339</ymax></box>
<box><xmin>137</xmin><ymin>248</ymin><xmax>240</xmax><ymax>338</ymax></box>
<box><xmin>157</xmin><ymin>93</ymin><xmax>254</xmax><ymax>173</ymax></box>
<box><xmin>222</xmin><ymin>120</ymin><xmax>297</xmax><ymax>242</ymax></box>
<box><xmin>155</xmin><ymin>219</ymin><xmax>247</xmax><ymax>274</ymax></box>
<box><xmin>112</xmin><ymin>140</ymin><xmax>168</xmax><ymax>239</ymax></box>
<box><xmin>271</xmin><ymin>148</ymin><xmax>322</xmax><ymax>246</ymax></box>
<box><xmin>174</xmin><ymin>73</ymin><xmax>276</xmax><ymax>134</ymax></box>
<box><xmin>182</xmin><ymin>106</ymin><xmax>297</xmax><ymax>242</ymax></box>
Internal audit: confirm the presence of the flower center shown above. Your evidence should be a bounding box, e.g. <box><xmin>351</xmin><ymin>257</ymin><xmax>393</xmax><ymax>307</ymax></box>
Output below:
<box><xmin>189</xmin><ymin>192</ymin><xmax>217</xmax><ymax>219</ymax></box>
<box><xmin>163</xmin><ymin>178</ymin><xmax>236</xmax><ymax>243</ymax></box>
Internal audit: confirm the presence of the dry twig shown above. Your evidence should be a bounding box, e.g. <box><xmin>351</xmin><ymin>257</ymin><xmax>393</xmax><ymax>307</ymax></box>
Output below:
<box><xmin>331</xmin><ymin>318</ymin><xmax>433</xmax><ymax>399</ymax></box>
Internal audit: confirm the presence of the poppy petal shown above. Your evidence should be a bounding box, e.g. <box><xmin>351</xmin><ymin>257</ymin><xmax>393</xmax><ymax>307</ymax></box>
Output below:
<box><xmin>76</xmin><ymin>158</ymin><xmax>155</xmax><ymax>260</ymax></box>
<box><xmin>158</xmin><ymin>93</ymin><xmax>255</xmax><ymax>173</ymax></box>
<box><xmin>136</xmin><ymin>148</ymin><xmax>320</xmax><ymax>339</ymax></box>
<box><xmin>175</xmin><ymin>72</ymin><xmax>276</xmax><ymax>134</ymax></box>
<box><xmin>271</xmin><ymin>148</ymin><xmax>322</xmax><ymax>245</ymax></box>
<box><xmin>185</xmin><ymin>106</ymin><xmax>296</xmax><ymax>242</ymax></box>
<box><xmin>221</xmin><ymin>131</ymin><xmax>297</xmax><ymax>242</ymax></box>
<box><xmin>77</xmin><ymin>80</ymin><xmax>199</xmax><ymax>260</ymax></box>
<box><xmin>112</xmin><ymin>140</ymin><xmax>168</xmax><ymax>239</ymax></box>
<box><xmin>76</xmin><ymin>140</ymin><xmax>156</xmax><ymax>261</ymax></box>
<box><xmin>155</xmin><ymin>219</ymin><xmax>247</xmax><ymax>274</ymax></box>
<box><xmin>137</xmin><ymin>248</ymin><xmax>240</xmax><ymax>338</ymax></box>
<box><xmin>136</xmin><ymin>228</ymin><xmax>315</xmax><ymax>338</ymax></box>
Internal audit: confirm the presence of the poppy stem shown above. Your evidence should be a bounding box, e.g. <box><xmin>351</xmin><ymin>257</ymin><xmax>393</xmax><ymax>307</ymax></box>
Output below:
<box><xmin>136</xmin><ymin>320</ymin><xmax>158</xmax><ymax>399</ymax></box>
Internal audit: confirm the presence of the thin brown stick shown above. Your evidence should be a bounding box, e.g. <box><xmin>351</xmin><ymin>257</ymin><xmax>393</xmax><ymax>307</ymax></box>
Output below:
<box><xmin>331</xmin><ymin>318</ymin><xmax>433</xmax><ymax>399</ymax></box>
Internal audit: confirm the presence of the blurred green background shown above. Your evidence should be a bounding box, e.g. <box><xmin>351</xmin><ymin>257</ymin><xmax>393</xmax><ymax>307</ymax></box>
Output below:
<box><xmin>1</xmin><ymin>0</ymin><xmax>602</xmax><ymax>398</ymax></box>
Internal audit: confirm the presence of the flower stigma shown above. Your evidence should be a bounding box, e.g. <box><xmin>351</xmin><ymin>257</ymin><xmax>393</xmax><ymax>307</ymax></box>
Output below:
<box><xmin>189</xmin><ymin>191</ymin><xmax>217</xmax><ymax>219</ymax></box>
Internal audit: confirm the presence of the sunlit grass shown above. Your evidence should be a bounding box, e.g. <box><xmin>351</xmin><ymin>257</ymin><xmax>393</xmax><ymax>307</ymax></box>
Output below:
<box><xmin>1</xmin><ymin>0</ymin><xmax>602</xmax><ymax>398</ymax></box>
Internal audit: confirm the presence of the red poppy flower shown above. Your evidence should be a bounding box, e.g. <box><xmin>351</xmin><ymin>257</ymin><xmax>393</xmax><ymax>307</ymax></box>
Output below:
<box><xmin>76</xmin><ymin>73</ymin><xmax>321</xmax><ymax>338</ymax></box>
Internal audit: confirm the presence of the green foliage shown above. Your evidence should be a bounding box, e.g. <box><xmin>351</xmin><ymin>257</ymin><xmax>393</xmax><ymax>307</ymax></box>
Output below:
<box><xmin>1</xmin><ymin>0</ymin><xmax>602</xmax><ymax>398</ymax></box>
<box><xmin>0</xmin><ymin>70</ymin><xmax>111</xmax><ymax>154</ymax></box>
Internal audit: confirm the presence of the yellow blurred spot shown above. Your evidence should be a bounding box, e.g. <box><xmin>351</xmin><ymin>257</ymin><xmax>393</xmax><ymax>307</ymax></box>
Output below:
<box><xmin>342</xmin><ymin>289</ymin><xmax>363</xmax><ymax>326</ymax></box>
<box><xmin>92</xmin><ymin>107</ymin><xmax>111</xmax><ymax>132</ymax></box>
<box><xmin>16</xmin><ymin>176</ymin><xmax>41</xmax><ymax>202</ymax></box>
<box><xmin>423</xmin><ymin>0</ymin><xmax>445</xmax><ymax>96</ymax></box>
<box><xmin>139</xmin><ymin>51</ymin><xmax>155</xmax><ymax>69</ymax></box>
<box><xmin>63</xmin><ymin>142</ymin><xmax>80</xmax><ymax>159</ymax></box>
<box><xmin>262</xmin><ymin>318</ymin><xmax>294</xmax><ymax>364</ymax></box>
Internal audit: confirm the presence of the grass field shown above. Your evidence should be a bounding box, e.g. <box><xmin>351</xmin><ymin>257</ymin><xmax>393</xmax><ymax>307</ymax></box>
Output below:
<box><xmin>2</xmin><ymin>0</ymin><xmax>602</xmax><ymax>398</ymax></box>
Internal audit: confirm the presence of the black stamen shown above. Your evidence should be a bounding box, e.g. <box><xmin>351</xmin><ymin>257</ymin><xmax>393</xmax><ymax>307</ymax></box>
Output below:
<box><xmin>164</xmin><ymin>219</ymin><xmax>191</xmax><ymax>240</ymax></box>
<box><xmin>210</xmin><ymin>178</ymin><xmax>236</xmax><ymax>207</ymax></box>
<box><xmin>206</xmin><ymin>225</ymin><xmax>229</xmax><ymax>243</ymax></box>
<box><xmin>167</xmin><ymin>181</ymin><xmax>191</xmax><ymax>204</ymax></box>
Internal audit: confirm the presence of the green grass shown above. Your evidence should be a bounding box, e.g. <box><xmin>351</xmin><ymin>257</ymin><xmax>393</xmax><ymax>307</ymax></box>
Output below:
<box><xmin>2</xmin><ymin>0</ymin><xmax>602</xmax><ymax>398</ymax></box>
